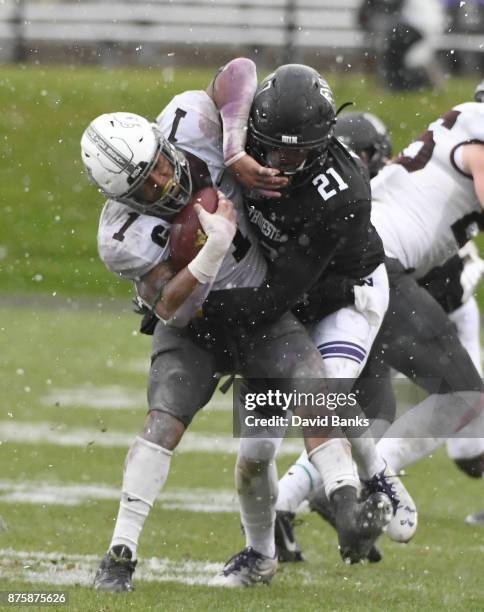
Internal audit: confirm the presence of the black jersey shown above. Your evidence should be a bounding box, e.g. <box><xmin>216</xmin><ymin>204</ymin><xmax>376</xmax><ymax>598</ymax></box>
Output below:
<box><xmin>246</xmin><ymin>137</ymin><xmax>383</xmax><ymax>277</ymax></box>
<box><xmin>203</xmin><ymin>138</ymin><xmax>384</xmax><ymax>327</ymax></box>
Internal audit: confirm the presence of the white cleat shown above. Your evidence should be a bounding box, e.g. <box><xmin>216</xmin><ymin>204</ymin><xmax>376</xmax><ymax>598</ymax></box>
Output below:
<box><xmin>211</xmin><ymin>546</ymin><xmax>278</xmax><ymax>587</ymax></box>
<box><xmin>363</xmin><ymin>463</ymin><xmax>418</xmax><ymax>543</ymax></box>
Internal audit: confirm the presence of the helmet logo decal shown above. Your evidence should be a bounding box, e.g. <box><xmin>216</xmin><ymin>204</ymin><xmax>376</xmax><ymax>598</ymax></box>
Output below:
<box><xmin>282</xmin><ymin>135</ymin><xmax>298</xmax><ymax>144</ymax></box>
<box><xmin>86</xmin><ymin>126</ymin><xmax>135</xmax><ymax>174</ymax></box>
<box><xmin>259</xmin><ymin>75</ymin><xmax>274</xmax><ymax>93</ymax></box>
<box><xmin>318</xmin><ymin>79</ymin><xmax>335</xmax><ymax>107</ymax></box>
<box><xmin>127</xmin><ymin>161</ymin><xmax>147</xmax><ymax>185</ymax></box>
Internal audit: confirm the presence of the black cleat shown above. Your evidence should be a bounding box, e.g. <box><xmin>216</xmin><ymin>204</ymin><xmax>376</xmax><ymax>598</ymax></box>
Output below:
<box><xmin>211</xmin><ymin>546</ymin><xmax>278</xmax><ymax>587</ymax></box>
<box><xmin>274</xmin><ymin>511</ymin><xmax>305</xmax><ymax>563</ymax></box>
<box><xmin>332</xmin><ymin>486</ymin><xmax>392</xmax><ymax>565</ymax></box>
<box><xmin>94</xmin><ymin>545</ymin><xmax>137</xmax><ymax>592</ymax></box>
<box><xmin>309</xmin><ymin>487</ymin><xmax>383</xmax><ymax>563</ymax></box>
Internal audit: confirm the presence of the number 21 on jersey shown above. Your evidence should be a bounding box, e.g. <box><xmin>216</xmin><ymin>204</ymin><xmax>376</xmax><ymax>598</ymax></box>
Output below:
<box><xmin>312</xmin><ymin>168</ymin><xmax>349</xmax><ymax>201</ymax></box>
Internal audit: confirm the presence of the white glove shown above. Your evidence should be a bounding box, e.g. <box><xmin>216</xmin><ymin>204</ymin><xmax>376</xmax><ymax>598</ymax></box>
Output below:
<box><xmin>353</xmin><ymin>284</ymin><xmax>385</xmax><ymax>328</ymax></box>
<box><xmin>188</xmin><ymin>197</ymin><xmax>236</xmax><ymax>284</ymax></box>
<box><xmin>459</xmin><ymin>241</ymin><xmax>484</xmax><ymax>303</ymax></box>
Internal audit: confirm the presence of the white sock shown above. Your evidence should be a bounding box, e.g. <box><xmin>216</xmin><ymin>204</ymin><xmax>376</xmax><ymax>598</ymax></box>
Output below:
<box><xmin>236</xmin><ymin>449</ymin><xmax>279</xmax><ymax>558</ymax></box>
<box><xmin>308</xmin><ymin>439</ymin><xmax>358</xmax><ymax>499</ymax></box>
<box><xmin>110</xmin><ymin>436</ymin><xmax>172</xmax><ymax>559</ymax></box>
<box><xmin>276</xmin><ymin>451</ymin><xmax>322</xmax><ymax>513</ymax></box>
<box><xmin>350</xmin><ymin>436</ymin><xmax>386</xmax><ymax>480</ymax></box>
<box><xmin>377</xmin><ymin>436</ymin><xmax>443</xmax><ymax>472</ymax></box>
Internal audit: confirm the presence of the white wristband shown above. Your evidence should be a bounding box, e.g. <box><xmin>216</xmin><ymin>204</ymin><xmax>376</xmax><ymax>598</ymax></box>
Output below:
<box><xmin>187</xmin><ymin>234</ymin><xmax>228</xmax><ymax>284</ymax></box>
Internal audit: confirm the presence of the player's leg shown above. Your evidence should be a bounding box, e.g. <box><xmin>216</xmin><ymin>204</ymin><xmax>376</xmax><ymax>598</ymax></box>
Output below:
<box><xmin>309</xmin><ymin>312</ymin><xmax>414</xmax><ymax>544</ymax></box>
<box><xmin>309</xmin><ymin>263</ymin><xmax>391</xmax><ymax>480</ymax></box>
<box><xmin>94</xmin><ymin>324</ymin><xmax>219</xmax><ymax>592</ymax></box>
<box><xmin>211</xmin><ymin>423</ymin><xmax>284</xmax><ymax>587</ymax></box>
<box><xmin>277</xmin><ymin>265</ymin><xmax>409</xmax><ymax>549</ymax></box>
<box><xmin>213</xmin><ymin>314</ymin><xmax>322</xmax><ymax>585</ymax></box>
<box><xmin>254</xmin><ymin>312</ymin><xmax>391</xmax><ymax>563</ymax></box>
<box><xmin>445</xmin><ymin>297</ymin><xmax>484</xmax><ymax>477</ymax></box>
<box><xmin>375</xmin><ymin>260</ymin><xmax>483</xmax><ymax>471</ymax></box>
<box><xmin>274</xmin><ymin>449</ymin><xmax>322</xmax><ymax>562</ymax></box>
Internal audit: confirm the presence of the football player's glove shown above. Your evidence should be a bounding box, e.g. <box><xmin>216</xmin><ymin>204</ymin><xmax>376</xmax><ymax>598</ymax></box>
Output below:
<box><xmin>459</xmin><ymin>241</ymin><xmax>484</xmax><ymax>304</ymax></box>
<box><xmin>292</xmin><ymin>274</ymin><xmax>365</xmax><ymax>324</ymax></box>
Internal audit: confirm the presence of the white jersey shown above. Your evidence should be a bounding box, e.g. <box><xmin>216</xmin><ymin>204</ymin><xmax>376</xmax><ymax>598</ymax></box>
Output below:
<box><xmin>371</xmin><ymin>102</ymin><xmax>484</xmax><ymax>278</ymax></box>
<box><xmin>97</xmin><ymin>90</ymin><xmax>266</xmax><ymax>322</ymax></box>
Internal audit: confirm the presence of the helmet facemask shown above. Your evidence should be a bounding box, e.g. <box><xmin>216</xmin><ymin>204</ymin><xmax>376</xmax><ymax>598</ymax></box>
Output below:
<box><xmin>119</xmin><ymin>127</ymin><xmax>192</xmax><ymax>219</ymax></box>
<box><xmin>247</xmin><ymin>64</ymin><xmax>336</xmax><ymax>189</ymax></box>
<box><xmin>247</xmin><ymin>122</ymin><xmax>334</xmax><ymax>187</ymax></box>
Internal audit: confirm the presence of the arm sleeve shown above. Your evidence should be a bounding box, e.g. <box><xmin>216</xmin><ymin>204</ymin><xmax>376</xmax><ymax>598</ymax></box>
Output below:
<box><xmin>210</xmin><ymin>58</ymin><xmax>257</xmax><ymax>165</ymax></box>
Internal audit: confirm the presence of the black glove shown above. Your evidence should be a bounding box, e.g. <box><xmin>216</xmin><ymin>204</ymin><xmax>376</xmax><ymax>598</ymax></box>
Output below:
<box><xmin>132</xmin><ymin>296</ymin><xmax>159</xmax><ymax>335</ymax></box>
<box><xmin>293</xmin><ymin>274</ymin><xmax>364</xmax><ymax>324</ymax></box>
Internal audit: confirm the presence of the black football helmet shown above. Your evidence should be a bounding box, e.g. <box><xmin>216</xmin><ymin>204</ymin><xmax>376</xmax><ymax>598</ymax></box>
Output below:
<box><xmin>247</xmin><ymin>64</ymin><xmax>336</xmax><ymax>185</ymax></box>
<box><xmin>475</xmin><ymin>79</ymin><xmax>484</xmax><ymax>103</ymax></box>
<box><xmin>334</xmin><ymin>111</ymin><xmax>392</xmax><ymax>178</ymax></box>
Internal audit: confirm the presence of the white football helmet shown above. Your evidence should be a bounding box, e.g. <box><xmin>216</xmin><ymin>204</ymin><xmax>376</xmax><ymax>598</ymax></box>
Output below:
<box><xmin>81</xmin><ymin>112</ymin><xmax>192</xmax><ymax>218</ymax></box>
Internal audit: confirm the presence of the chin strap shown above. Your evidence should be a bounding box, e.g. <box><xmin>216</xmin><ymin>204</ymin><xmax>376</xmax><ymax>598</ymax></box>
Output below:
<box><xmin>336</xmin><ymin>101</ymin><xmax>354</xmax><ymax>115</ymax></box>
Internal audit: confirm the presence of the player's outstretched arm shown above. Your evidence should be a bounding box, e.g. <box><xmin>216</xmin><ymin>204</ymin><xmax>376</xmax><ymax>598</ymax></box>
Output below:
<box><xmin>207</xmin><ymin>57</ymin><xmax>257</xmax><ymax>166</ymax></box>
<box><xmin>136</xmin><ymin>192</ymin><xmax>236</xmax><ymax>322</ymax></box>
<box><xmin>462</xmin><ymin>143</ymin><xmax>484</xmax><ymax>208</ymax></box>
<box><xmin>207</xmin><ymin>57</ymin><xmax>288</xmax><ymax>196</ymax></box>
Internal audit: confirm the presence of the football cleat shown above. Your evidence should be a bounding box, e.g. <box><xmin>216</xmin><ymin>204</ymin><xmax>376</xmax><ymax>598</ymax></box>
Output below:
<box><xmin>363</xmin><ymin>463</ymin><xmax>417</xmax><ymax>543</ymax></box>
<box><xmin>211</xmin><ymin>546</ymin><xmax>277</xmax><ymax>587</ymax></box>
<box><xmin>333</xmin><ymin>490</ymin><xmax>392</xmax><ymax>565</ymax></box>
<box><xmin>93</xmin><ymin>545</ymin><xmax>137</xmax><ymax>592</ymax></box>
<box><xmin>274</xmin><ymin>511</ymin><xmax>305</xmax><ymax>563</ymax></box>
<box><xmin>465</xmin><ymin>510</ymin><xmax>484</xmax><ymax>525</ymax></box>
<box><xmin>308</xmin><ymin>489</ymin><xmax>383</xmax><ymax>563</ymax></box>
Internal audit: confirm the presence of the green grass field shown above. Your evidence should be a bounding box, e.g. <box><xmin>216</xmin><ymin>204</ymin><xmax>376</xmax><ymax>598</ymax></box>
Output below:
<box><xmin>1</xmin><ymin>64</ymin><xmax>484</xmax><ymax>610</ymax></box>
<box><xmin>0</xmin><ymin>304</ymin><xmax>483</xmax><ymax>611</ymax></box>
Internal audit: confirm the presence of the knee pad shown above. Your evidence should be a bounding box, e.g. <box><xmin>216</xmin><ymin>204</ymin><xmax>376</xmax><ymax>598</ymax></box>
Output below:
<box><xmin>238</xmin><ymin>436</ymin><xmax>282</xmax><ymax>464</ymax></box>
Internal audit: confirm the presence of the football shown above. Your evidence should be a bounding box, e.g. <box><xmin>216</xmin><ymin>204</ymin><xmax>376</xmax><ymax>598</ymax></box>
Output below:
<box><xmin>169</xmin><ymin>187</ymin><xmax>218</xmax><ymax>271</ymax></box>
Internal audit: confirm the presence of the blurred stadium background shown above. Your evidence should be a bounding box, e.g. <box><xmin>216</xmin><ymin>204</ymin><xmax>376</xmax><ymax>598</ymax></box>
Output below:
<box><xmin>0</xmin><ymin>1</ymin><xmax>483</xmax><ymax>610</ymax></box>
<box><xmin>0</xmin><ymin>0</ymin><xmax>483</xmax><ymax>70</ymax></box>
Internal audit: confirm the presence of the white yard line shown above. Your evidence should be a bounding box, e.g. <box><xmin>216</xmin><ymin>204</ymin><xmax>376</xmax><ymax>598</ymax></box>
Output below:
<box><xmin>41</xmin><ymin>385</ymin><xmax>230</xmax><ymax>411</ymax></box>
<box><xmin>0</xmin><ymin>548</ymin><xmax>316</xmax><ymax>588</ymax></box>
<box><xmin>0</xmin><ymin>480</ymin><xmax>239</xmax><ymax>512</ymax></box>
<box><xmin>0</xmin><ymin>548</ymin><xmax>222</xmax><ymax>587</ymax></box>
<box><xmin>0</xmin><ymin>421</ymin><xmax>303</xmax><ymax>455</ymax></box>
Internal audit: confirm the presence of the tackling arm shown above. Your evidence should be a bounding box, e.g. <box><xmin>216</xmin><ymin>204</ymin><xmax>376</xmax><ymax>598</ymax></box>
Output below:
<box><xmin>207</xmin><ymin>57</ymin><xmax>288</xmax><ymax>196</ymax></box>
<box><xmin>207</xmin><ymin>57</ymin><xmax>257</xmax><ymax>166</ymax></box>
<box><xmin>202</xmin><ymin>239</ymin><xmax>340</xmax><ymax>327</ymax></box>
<box><xmin>462</xmin><ymin>143</ymin><xmax>484</xmax><ymax>209</ymax></box>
